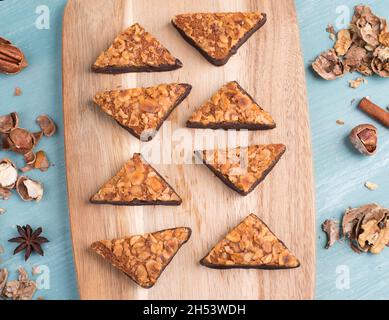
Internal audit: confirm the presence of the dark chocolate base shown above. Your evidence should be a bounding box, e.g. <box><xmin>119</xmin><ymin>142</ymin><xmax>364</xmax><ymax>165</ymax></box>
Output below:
<box><xmin>172</xmin><ymin>14</ymin><xmax>267</xmax><ymax>66</ymax></box>
<box><xmin>199</xmin><ymin>259</ymin><xmax>300</xmax><ymax>270</ymax></box>
<box><xmin>90</xmin><ymin>153</ymin><xmax>183</xmax><ymax>206</ymax></box>
<box><xmin>187</xmin><ymin>80</ymin><xmax>276</xmax><ymax>130</ymax></box>
<box><xmin>194</xmin><ymin>145</ymin><xmax>286</xmax><ymax>196</ymax></box>
<box><xmin>90</xmin><ymin>199</ymin><xmax>182</xmax><ymax>206</ymax></box>
<box><xmin>91</xmin><ymin>227</ymin><xmax>192</xmax><ymax>289</ymax></box>
<box><xmin>187</xmin><ymin>121</ymin><xmax>276</xmax><ymax>130</ymax></box>
<box><xmin>92</xmin><ymin>59</ymin><xmax>183</xmax><ymax>74</ymax></box>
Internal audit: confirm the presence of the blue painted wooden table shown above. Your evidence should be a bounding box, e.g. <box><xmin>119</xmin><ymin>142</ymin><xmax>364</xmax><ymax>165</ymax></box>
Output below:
<box><xmin>0</xmin><ymin>0</ymin><xmax>388</xmax><ymax>300</ymax></box>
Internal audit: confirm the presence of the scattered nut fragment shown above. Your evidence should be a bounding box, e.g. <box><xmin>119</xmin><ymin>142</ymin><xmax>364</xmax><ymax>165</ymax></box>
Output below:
<box><xmin>336</xmin><ymin>119</ymin><xmax>345</xmax><ymax>125</ymax></box>
<box><xmin>326</xmin><ymin>24</ymin><xmax>336</xmax><ymax>41</ymax></box>
<box><xmin>14</xmin><ymin>87</ymin><xmax>22</xmax><ymax>96</ymax></box>
<box><xmin>335</xmin><ymin>29</ymin><xmax>352</xmax><ymax>56</ymax></box>
<box><xmin>0</xmin><ymin>159</ymin><xmax>18</xmax><ymax>189</ymax></box>
<box><xmin>349</xmin><ymin>124</ymin><xmax>377</xmax><ymax>156</ymax></box>
<box><xmin>349</xmin><ymin>77</ymin><xmax>367</xmax><ymax>88</ymax></box>
<box><xmin>34</xmin><ymin>151</ymin><xmax>50</xmax><ymax>172</ymax></box>
<box><xmin>36</xmin><ymin>115</ymin><xmax>56</xmax><ymax>137</ymax></box>
<box><xmin>365</xmin><ymin>181</ymin><xmax>379</xmax><ymax>191</ymax></box>
<box><xmin>322</xmin><ymin>220</ymin><xmax>340</xmax><ymax>249</ymax></box>
<box><xmin>0</xmin><ymin>188</ymin><xmax>12</xmax><ymax>200</ymax></box>
<box><xmin>1</xmin><ymin>267</ymin><xmax>36</xmax><ymax>300</ymax></box>
<box><xmin>16</xmin><ymin>176</ymin><xmax>44</xmax><ymax>202</ymax></box>
<box><xmin>312</xmin><ymin>49</ymin><xmax>346</xmax><ymax>80</ymax></box>
<box><xmin>0</xmin><ymin>112</ymin><xmax>19</xmax><ymax>134</ymax></box>
<box><xmin>0</xmin><ymin>207</ymin><xmax>6</xmax><ymax>214</ymax></box>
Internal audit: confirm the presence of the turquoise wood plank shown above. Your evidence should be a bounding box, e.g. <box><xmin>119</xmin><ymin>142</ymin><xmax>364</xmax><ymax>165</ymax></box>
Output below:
<box><xmin>0</xmin><ymin>0</ymin><xmax>388</xmax><ymax>300</ymax></box>
<box><xmin>0</xmin><ymin>0</ymin><xmax>78</xmax><ymax>300</ymax></box>
<box><xmin>296</xmin><ymin>0</ymin><xmax>389</xmax><ymax>300</ymax></box>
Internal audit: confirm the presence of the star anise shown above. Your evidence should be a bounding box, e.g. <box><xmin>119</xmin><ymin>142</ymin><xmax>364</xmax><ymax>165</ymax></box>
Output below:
<box><xmin>8</xmin><ymin>225</ymin><xmax>49</xmax><ymax>261</ymax></box>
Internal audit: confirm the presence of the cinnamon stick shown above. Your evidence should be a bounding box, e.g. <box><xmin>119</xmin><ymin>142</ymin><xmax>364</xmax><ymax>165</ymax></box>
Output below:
<box><xmin>359</xmin><ymin>98</ymin><xmax>389</xmax><ymax>128</ymax></box>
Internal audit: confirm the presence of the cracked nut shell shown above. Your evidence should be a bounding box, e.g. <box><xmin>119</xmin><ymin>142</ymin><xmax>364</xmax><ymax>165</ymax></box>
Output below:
<box><xmin>0</xmin><ymin>159</ymin><xmax>18</xmax><ymax>189</ymax></box>
<box><xmin>349</xmin><ymin>124</ymin><xmax>378</xmax><ymax>155</ymax></box>
<box><xmin>16</xmin><ymin>176</ymin><xmax>44</xmax><ymax>202</ymax></box>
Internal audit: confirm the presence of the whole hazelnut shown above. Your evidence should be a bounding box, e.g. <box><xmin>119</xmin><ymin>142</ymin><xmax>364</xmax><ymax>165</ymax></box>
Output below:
<box><xmin>349</xmin><ymin>124</ymin><xmax>378</xmax><ymax>156</ymax></box>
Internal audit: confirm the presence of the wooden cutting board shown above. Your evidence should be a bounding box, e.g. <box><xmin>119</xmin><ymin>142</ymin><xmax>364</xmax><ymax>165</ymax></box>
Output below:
<box><xmin>62</xmin><ymin>0</ymin><xmax>315</xmax><ymax>300</ymax></box>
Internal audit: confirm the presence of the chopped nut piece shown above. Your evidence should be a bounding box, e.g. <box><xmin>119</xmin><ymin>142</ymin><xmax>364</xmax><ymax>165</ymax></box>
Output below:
<box><xmin>0</xmin><ymin>112</ymin><xmax>19</xmax><ymax>134</ymax></box>
<box><xmin>0</xmin><ymin>37</ymin><xmax>28</xmax><ymax>74</ymax></box>
<box><xmin>349</xmin><ymin>124</ymin><xmax>378</xmax><ymax>156</ymax></box>
<box><xmin>201</xmin><ymin>214</ymin><xmax>300</xmax><ymax>269</ymax></box>
<box><xmin>2</xmin><ymin>267</ymin><xmax>36</xmax><ymax>300</ymax></box>
<box><xmin>94</xmin><ymin>83</ymin><xmax>191</xmax><ymax>141</ymax></box>
<box><xmin>312</xmin><ymin>49</ymin><xmax>346</xmax><ymax>80</ymax></box>
<box><xmin>16</xmin><ymin>176</ymin><xmax>44</xmax><ymax>202</ymax></box>
<box><xmin>0</xmin><ymin>159</ymin><xmax>18</xmax><ymax>189</ymax></box>
<box><xmin>91</xmin><ymin>227</ymin><xmax>191</xmax><ymax>288</ymax></box>
<box><xmin>92</xmin><ymin>23</ymin><xmax>182</xmax><ymax>73</ymax></box>
<box><xmin>36</xmin><ymin>115</ymin><xmax>56</xmax><ymax>137</ymax></box>
<box><xmin>187</xmin><ymin>81</ymin><xmax>275</xmax><ymax>130</ymax></box>
<box><xmin>349</xmin><ymin>77</ymin><xmax>367</xmax><ymax>88</ymax></box>
<box><xmin>195</xmin><ymin>144</ymin><xmax>286</xmax><ymax>196</ymax></box>
<box><xmin>0</xmin><ymin>207</ymin><xmax>6</xmax><ymax>214</ymax></box>
<box><xmin>321</xmin><ymin>220</ymin><xmax>340</xmax><ymax>249</ymax></box>
<box><xmin>326</xmin><ymin>24</ymin><xmax>336</xmax><ymax>40</ymax></box>
<box><xmin>336</xmin><ymin>120</ymin><xmax>345</xmax><ymax>125</ymax></box>
<box><xmin>172</xmin><ymin>12</ymin><xmax>266</xmax><ymax>66</ymax></box>
<box><xmin>91</xmin><ymin>153</ymin><xmax>182</xmax><ymax>206</ymax></box>
<box><xmin>365</xmin><ymin>181</ymin><xmax>379</xmax><ymax>191</ymax></box>
<box><xmin>14</xmin><ymin>87</ymin><xmax>22</xmax><ymax>96</ymax></box>
<box><xmin>335</xmin><ymin>29</ymin><xmax>352</xmax><ymax>56</ymax></box>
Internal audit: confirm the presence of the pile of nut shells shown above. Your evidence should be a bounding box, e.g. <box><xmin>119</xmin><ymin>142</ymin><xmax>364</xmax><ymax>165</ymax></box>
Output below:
<box><xmin>313</xmin><ymin>5</ymin><xmax>389</xmax><ymax>80</ymax></box>
<box><xmin>0</xmin><ymin>112</ymin><xmax>56</xmax><ymax>202</ymax></box>
<box><xmin>323</xmin><ymin>204</ymin><xmax>389</xmax><ymax>255</ymax></box>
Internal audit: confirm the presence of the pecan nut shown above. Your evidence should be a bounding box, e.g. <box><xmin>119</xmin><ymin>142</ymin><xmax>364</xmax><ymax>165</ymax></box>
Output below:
<box><xmin>0</xmin><ymin>37</ymin><xmax>28</xmax><ymax>74</ymax></box>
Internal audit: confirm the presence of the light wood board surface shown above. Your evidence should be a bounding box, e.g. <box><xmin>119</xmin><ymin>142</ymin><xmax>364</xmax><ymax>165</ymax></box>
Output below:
<box><xmin>62</xmin><ymin>0</ymin><xmax>315</xmax><ymax>300</ymax></box>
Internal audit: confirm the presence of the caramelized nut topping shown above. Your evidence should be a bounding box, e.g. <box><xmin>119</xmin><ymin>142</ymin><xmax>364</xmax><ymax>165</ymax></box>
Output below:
<box><xmin>187</xmin><ymin>81</ymin><xmax>275</xmax><ymax>129</ymax></box>
<box><xmin>91</xmin><ymin>153</ymin><xmax>182</xmax><ymax>205</ymax></box>
<box><xmin>201</xmin><ymin>214</ymin><xmax>300</xmax><ymax>269</ymax></box>
<box><xmin>172</xmin><ymin>12</ymin><xmax>265</xmax><ymax>63</ymax></box>
<box><xmin>196</xmin><ymin>144</ymin><xmax>286</xmax><ymax>195</ymax></box>
<box><xmin>91</xmin><ymin>227</ymin><xmax>191</xmax><ymax>288</ymax></box>
<box><xmin>93</xmin><ymin>23</ymin><xmax>181</xmax><ymax>72</ymax></box>
<box><xmin>94</xmin><ymin>83</ymin><xmax>191</xmax><ymax>141</ymax></box>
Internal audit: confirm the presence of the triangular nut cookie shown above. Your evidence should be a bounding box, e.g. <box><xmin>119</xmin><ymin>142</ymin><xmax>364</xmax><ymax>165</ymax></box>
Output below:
<box><xmin>195</xmin><ymin>144</ymin><xmax>286</xmax><ymax>196</ymax></box>
<box><xmin>94</xmin><ymin>83</ymin><xmax>192</xmax><ymax>141</ymax></box>
<box><xmin>201</xmin><ymin>214</ymin><xmax>300</xmax><ymax>269</ymax></box>
<box><xmin>91</xmin><ymin>227</ymin><xmax>191</xmax><ymax>288</ymax></box>
<box><xmin>92</xmin><ymin>23</ymin><xmax>183</xmax><ymax>74</ymax></box>
<box><xmin>90</xmin><ymin>153</ymin><xmax>182</xmax><ymax>206</ymax></box>
<box><xmin>172</xmin><ymin>12</ymin><xmax>267</xmax><ymax>66</ymax></box>
<box><xmin>187</xmin><ymin>81</ymin><xmax>275</xmax><ymax>130</ymax></box>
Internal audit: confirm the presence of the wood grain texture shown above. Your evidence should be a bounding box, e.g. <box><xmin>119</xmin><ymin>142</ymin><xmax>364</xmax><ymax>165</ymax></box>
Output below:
<box><xmin>62</xmin><ymin>0</ymin><xmax>315</xmax><ymax>300</ymax></box>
